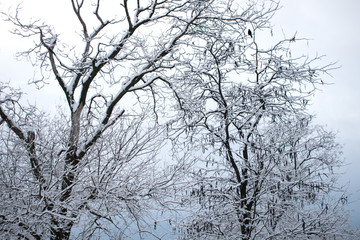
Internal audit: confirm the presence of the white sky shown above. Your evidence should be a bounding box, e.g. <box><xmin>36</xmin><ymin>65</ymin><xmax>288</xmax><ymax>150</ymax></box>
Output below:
<box><xmin>0</xmin><ymin>0</ymin><xmax>359</xmax><ymax>228</ymax></box>
<box><xmin>272</xmin><ymin>0</ymin><xmax>360</xmax><ymax>227</ymax></box>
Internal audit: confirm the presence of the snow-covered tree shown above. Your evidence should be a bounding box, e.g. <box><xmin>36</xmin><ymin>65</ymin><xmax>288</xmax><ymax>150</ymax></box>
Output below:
<box><xmin>0</xmin><ymin>0</ymin><xmax>356</xmax><ymax>239</ymax></box>
<box><xmin>0</xmin><ymin>0</ymin><xmax>254</xmax><ymax>239</ymax></box>
<box><xmin>172</xmin><ymin>3</ymin><xmax>356</xmax><ymax>239</ymax></box>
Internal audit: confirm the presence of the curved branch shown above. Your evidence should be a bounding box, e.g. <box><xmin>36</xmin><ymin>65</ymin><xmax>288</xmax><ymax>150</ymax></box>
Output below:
<box><xmin>0</xmin><ymin>107</ymin><xmax>45</xmax><ymax>184</ymax></box>
<box><xmin>123</xmin><ymin>0</ymin><xmax>133</xmax><ymax>29</ymax></box>
<box><xmin>0</xmin><ymin>106</ymin><xmax>25</xmax><ymax>140</ymax></box>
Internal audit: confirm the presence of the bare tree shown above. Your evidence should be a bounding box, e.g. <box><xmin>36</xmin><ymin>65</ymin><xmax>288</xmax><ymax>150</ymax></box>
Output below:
<box><xmin>0</xmin><ymin>0</ymin><xmax>255</xmax><ymax>239</ymax></box>
<box><xmin>171</xmin><ymin>3</ymin><xmax>356</xmax><ymax>239</ymax></box>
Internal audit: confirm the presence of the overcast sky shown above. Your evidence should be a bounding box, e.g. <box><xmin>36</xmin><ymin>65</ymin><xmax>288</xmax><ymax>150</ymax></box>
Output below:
<box><xmin>1</xmin><ymin>0</ymin><xmax>359</xmax><ymax>228</ymax></box>
<box><xmin>272</xmin><ymin>0</ymin><xmax>360</xmax><ymax>227</ymax></box>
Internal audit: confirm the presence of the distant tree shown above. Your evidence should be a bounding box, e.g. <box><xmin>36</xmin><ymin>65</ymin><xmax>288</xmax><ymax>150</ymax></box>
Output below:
<box><xmin>172</xmin><ymin>3</ymin><xmax>356</xmax><ymax>239</ymax></box>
